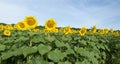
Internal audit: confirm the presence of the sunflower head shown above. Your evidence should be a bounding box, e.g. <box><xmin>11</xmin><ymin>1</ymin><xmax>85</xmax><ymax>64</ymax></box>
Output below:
<box><xmin>45</xmin><ymin>18</ymin><xmax>57</xmax><ymax>31</ymax></box>
<box><xmin>64</xmin><ymin>25</ymin><xmax>71</xmax><ymax>34</ymax></box>
<box><xmin>53</xmin><ymin>28</ymin><xmax>58</xmax><ymax>33</ymax></box>
<box><xmin>59</xmin><ymin>28</ymin><xmax>63</xmax><ymax>32</ymax></box>
<box><xmin>24</xmin><ymin>16</ymin><xmax>38</xmax><ymax>29</ymax></box>
<box><xmin>99</xmin><ymin>29</ymin><xmax>104</xmax><ymax>34</ymax></box>
<box><xmin>4</xmin><ymin>24</ymin><xmax>13</xmax><ymax>30</ymax></box>
<box><xmin>91</xmin><ymin>25</ymin><xmax>97</xmax><ymax>33</ymax></box>
<box><xmin>113</xmin><ymin>31</ymin><xmax>119</xmax><ymax>36</ymax></box>
<box><xmin>44</xmin><ymin>29</ymin><xmax>50</xmax><ymax>33</ymax></box>
<box><xmin>93</xmin><ymin>25</ymin><xmax>96</xmax><ymax>29</ymax></box>
<box><xmin>0</xmin><ymin>24</ymin><xmax>4</xmax><ymax>31</ymax></box>
<box><xmin>104</xmin><ymin>28</ymin><xmax>108</xmax><ymax>34</ymax></box>
<box><xmin>71</xmin><ymin>30</ymin><xmax>77</xmax><ymax>34</ymax></box>
<box><xmin>17</xmin><ymin>21</ymin><xmax>28</xmax><ymax>30</ymax></box>
<box><xmin>110</xmin><ymin>28</ymin><xmax>114</xmax><ymax>33</ymax></box>
<box><xmin>30</xmin><ymin>28</ymin><xmax>40</xmax><ymax>32</ymax></box>
<box><xmin>13</xmin><ymin>24</ymin><xmax>18</xmax><ymax>29</ymax></box>
<box><xmin>4</xmin><ymin>30</ymin><xmax>11</xmax><ymax>36</ymax></box>
<box><xmin>79</xmin><ymin>27</ymin><xmax>87</xmax><ymax>36</ymax></box>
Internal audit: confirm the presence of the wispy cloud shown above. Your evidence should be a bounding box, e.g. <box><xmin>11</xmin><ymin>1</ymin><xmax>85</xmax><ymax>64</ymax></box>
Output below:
<box><xmin>0</xmin><ymin>1</ymin><xmax>38</xmax><ymax>24</ymax></box>
<box><xmin>0</xmin><ymin>0</ymin><xmax>120</xmax><ymax>29</ymax></box>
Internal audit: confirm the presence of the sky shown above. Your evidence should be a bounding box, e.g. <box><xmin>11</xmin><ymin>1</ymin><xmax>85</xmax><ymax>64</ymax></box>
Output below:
<box><xmin>0</xmin><ymin>0</ymin><xmax>120</xmax><ymax>30</ymax></box>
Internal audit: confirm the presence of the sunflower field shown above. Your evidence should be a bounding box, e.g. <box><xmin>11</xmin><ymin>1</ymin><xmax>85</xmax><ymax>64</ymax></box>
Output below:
<box><xmin>0</xmin><ymin>16</ymin><xmax>120</xmax><ymax>64</ymax></box>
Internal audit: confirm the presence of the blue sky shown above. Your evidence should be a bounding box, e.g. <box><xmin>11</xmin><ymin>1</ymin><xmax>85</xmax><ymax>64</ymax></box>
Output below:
<box><xmin>0</xmin><ymin>0</ymin><xmax>120</xmax><ymax>30</ymax></box>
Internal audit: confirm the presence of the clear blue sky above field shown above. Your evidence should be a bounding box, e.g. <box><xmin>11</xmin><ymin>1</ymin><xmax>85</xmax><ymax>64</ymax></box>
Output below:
<box><xmin>0</xmin><ymin>0</ymin><xmax>120</xmax><ymax>30</ymax></box>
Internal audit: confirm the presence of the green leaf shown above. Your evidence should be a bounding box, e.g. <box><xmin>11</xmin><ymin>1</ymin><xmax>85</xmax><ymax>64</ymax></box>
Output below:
<box><xmin>13</xmin><ymin>48</ymin><xmax>23</xmax><ymax>56</ymax></box>
<box><xmin>55</xmin><ymin>40</ymin><xmax>65</xmax><ymax>47</ymax></box>
<box><xmin>38</xmin><ymin>44</ymin><xmax>52</xmax><ymax>55</ymax></box>
<box><xmin>0</xmin><ymin>44</ymin><xmax>6</xmax><ymax>51</ymax></box>
<box><xmin>22</xmin><ymin>46</ymin><xmax>37</xmax><ymax>57</ymax></box>
<box><xmin>1</xmin><ymin>51</ymin><xmax>13</xmax><ymax>60</ymax></box>
<box><xmin>79</xmin><ymin>40</ymin><xmax>87</xmax><ymax>45</ymax></box>
<box><xmin>58</xmin><ymin>61</ymin><xmax>71</xmax><ymax>64</ymax></box>
<box><xmin>49</xmin><ymin>62</ymin><xmax>54</xmax><ymax>64</ymax></box>
<box><xmin>75</xmin><ymin>59</ymin><xmax>90</xmax><ymax>64</ymax></box>
<box><xmin>75</xmin><ymin>61</ymin><xmax>82</xmax><ymax>64</ymax></box>
<box><xmin>48</xmin><ymin>49</ymin><xmax>66</xmax><ymax>62</ymax></box>
<box><xmin>97</xmin><ymin>44</ymin><xmax>105</xmax><ymax>50</ymax></box>
<box><xmin>65</xmin><ymin>48</ymin><xmax>75</xmax><ymax>54</ymax></box>
<box><xmin>31</xmin><ymin>35</ymin><xmax>45</xmax><ymax>43</ymax></box>
<box><xmin>45</xmin><ymin>35</ymin><xmax>55</xmax><ymax>42</ymax></box>
<box><xmin>26</xmin><ymin>60</ymin><xmax>34</xmax><ymax>64</ymax></box>
<box><xmin>74</xmin><ymin>47</ymin><xmax>90</xmax><ymax>57</ymax></box>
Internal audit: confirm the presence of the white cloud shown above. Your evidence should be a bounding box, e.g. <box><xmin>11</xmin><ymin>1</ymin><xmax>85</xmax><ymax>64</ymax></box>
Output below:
<box><xmin>0</xmin><ymin>0</ymin><xmax>119</xmax><ymax>29</ymax></box>
<box><xmin>0</xmin><ymin>1</ymin><xmax>38</xmax><ymax>24</ymax></box>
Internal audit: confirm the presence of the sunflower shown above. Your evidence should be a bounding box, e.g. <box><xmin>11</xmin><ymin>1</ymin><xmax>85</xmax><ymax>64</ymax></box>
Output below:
<box><xmin>71</xmin><ymin>30</ymin><xmax>77</xmax><ymax>34</ymax></box>
<box><xmin>13</xmin><ymin>24</ymin><xmax>18</xmax><ymax>29</ymax></box>
<box><xmin>64</xmin><ymin>26</ymin><xmax>71</xmax><ymax>34</ymax></box>
<box><xmin>53</xmin><ymin>28</ymin><xmax>58</xmax><ymax>33</ymax></box>
<box><xmin>103</xmin><ymin>28</ymin><xmax>108</xmax><ymax>34</ymax></box>
<box><xmin>45</xmin><ymin>18</ymin><xmax>57</xmax><ymax>31</ymax></box>
<box><xmin>92</xmin><ymin>25</ymin><xmax>96</xmax><ymax>33</ymax></box>
<box><xmin>30</xmin><ymin>28</ymin><xmax>40</xmax><ymax>32</ymax></box>
<box><xmin>17</xmin><ymin>21</ymin><xmax>28</xmax><ymax>30</ymax></box>
<box><xmin>113</xmin><ymin>31</ymin><xmax>119</xmax><ymax>36</ymax></box>
<box><xmin>79</xmin><ymin>27</ymin><xmax>87</xmax><ymax>36</ymax></box>
<box><xmin>4</xmin><ymin>30</ymin><xmax>11</xmax><ymax>36</ymax></box>
<box><xmin>0</xmin><ymin>24</ymin><xmax>4</xmax><ymax>31</ymax></box>
<box><xmin>59</xmin><ymin>28</ymin><xmax>63</xmax><ymax>32</ymax></box>
<box><xmin>4</xmin><ymin>24</ymin><xmax>13</xmax><ymax>30</ymax></box>
<box><xmin>99</xmin><ymin>29</ymin><xmax>104</xmax><ymax>34</ymax></box>
<box><xmin>110</xmin><ymin>28</ymin><xmax>114</xmax><ymax>33</ymax></box>
<box><xmin>24</xmin><ymin>16</ymin><xmax>38</xmax><ymax>29</ymax></box>
<box><xmin>44</xmin><ymin>29</ymin><xmax>50</xmax><ymax>33</ymax></box>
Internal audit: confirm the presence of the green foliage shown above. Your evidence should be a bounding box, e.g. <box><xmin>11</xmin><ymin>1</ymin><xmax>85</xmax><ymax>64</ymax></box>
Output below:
<box><xmin>0</xmin><ymin>30</ymin><xmax>120</xmax><ymax>64</ymax></box>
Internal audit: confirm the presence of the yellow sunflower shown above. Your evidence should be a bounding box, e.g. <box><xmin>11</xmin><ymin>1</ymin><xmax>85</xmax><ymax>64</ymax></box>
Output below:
<box><xmin>44</xmin><ymin>29</ymin><xmax>50</xmax><ymax>33</ymax></box>
<box><xmin>79</xmin><ymin>27</ymin><xmax>87</xmax><ymax>36</ymax></box>
<box><xmin>17</xmin><ymin>21</ymin><xmax>28</xmax><ymax>30</ymax></box>
<box><xmin>103</xmin><ymin>28</ymin><xmax>108</xmax><ymax>34</ymax></box>
<box><xmin>4</xmin><ymin>30</ymin><xmax>11</xmax><ymax>36</ymax></box>
<box><xmin>0</xmin><ymin>24</ymin><xmax>4</xmax><ymax>31</ymax></box>
<box><xmin>99</xmin><ymin>29</ymin><xmax>104</xmax><ymax>34</ymax></box>
<box><xmin>30</xmin><ymin>28</ymin><xmax>40</xmax><ymax>32</ymax></box>
<box><xmin>13</xmin><ymin>24</ymin><xmax>18</xmax><ymax>29</ymax></box>
<box><xmin>113</xmin><ymin>31</ymin><xmax>119</xmax><ymax>36</ymax></box>
<box><xmin>59</xmin><ymin>28</ymin><xmax>63</xmax><ymax>32</ymax></box>
<box><xmin>24</xmin><ymin>16</ymin><xmax>38</xmax><ymax>29</ymax></box>
<box><xmin>92</xmin><ymin>25</ymin><xmax>97</xmax><ymax>33</ymax></box>
<box><xmin>71</xmin><ymin>30</ymin><xmax>77</xmax><ymax>34</ymax></box>
<box><xmin>53</xmin><ymin>28</ymin><xmax>58</xmax><ymax>33</ymax></box>
<box><xmin>110</xmin><ymin>28</ymin><xmax>114</xmax><ymax>33</ymax></box>
<box><xmin>64</xmin><ymin>26</ymin><xmax>71</xmax><ymax>34</ymax></box>
<box><xmin>4</xmin><ymin>24</ymin><xmax>13</xmax><ymax>30</ymax></box>
<box><xmin>45</xmin><ymin>18</ymin><xmax>57</xmax><ymax>31</ymax></box>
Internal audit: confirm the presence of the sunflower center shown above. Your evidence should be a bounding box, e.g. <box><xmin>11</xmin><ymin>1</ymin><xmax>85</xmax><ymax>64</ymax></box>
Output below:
<box><xmin>19</xmin><ymin>23</ymin><xmax>25</xmax><ymax>28</ymax></box>
<box><xmin>0</xmin><ymin>26</ymin><xmax>2</xmax><ymax>29</ymax></box>
<box><xmin>6</xmin><ymin>32</ymin><xmax>9</xmax><ymax>34</ymax></box>
<box><xmin>65</xmin><ymin>28</ymin><xmax>70</xmax><ymax>32</ymax></box>
<box><xmin>47</xmin><ymin>21</ymin><xmax>54</xmax><ymax>28</ymax></box>
<box><xmin>27</xmin><ymin>19</ymin><xmax>36</xmax><ymax>26</ymax></box>
<box><xmin>81</xmin><ymin>30</ymin><xmax>86</xmax><ymax>34</ymax></box>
